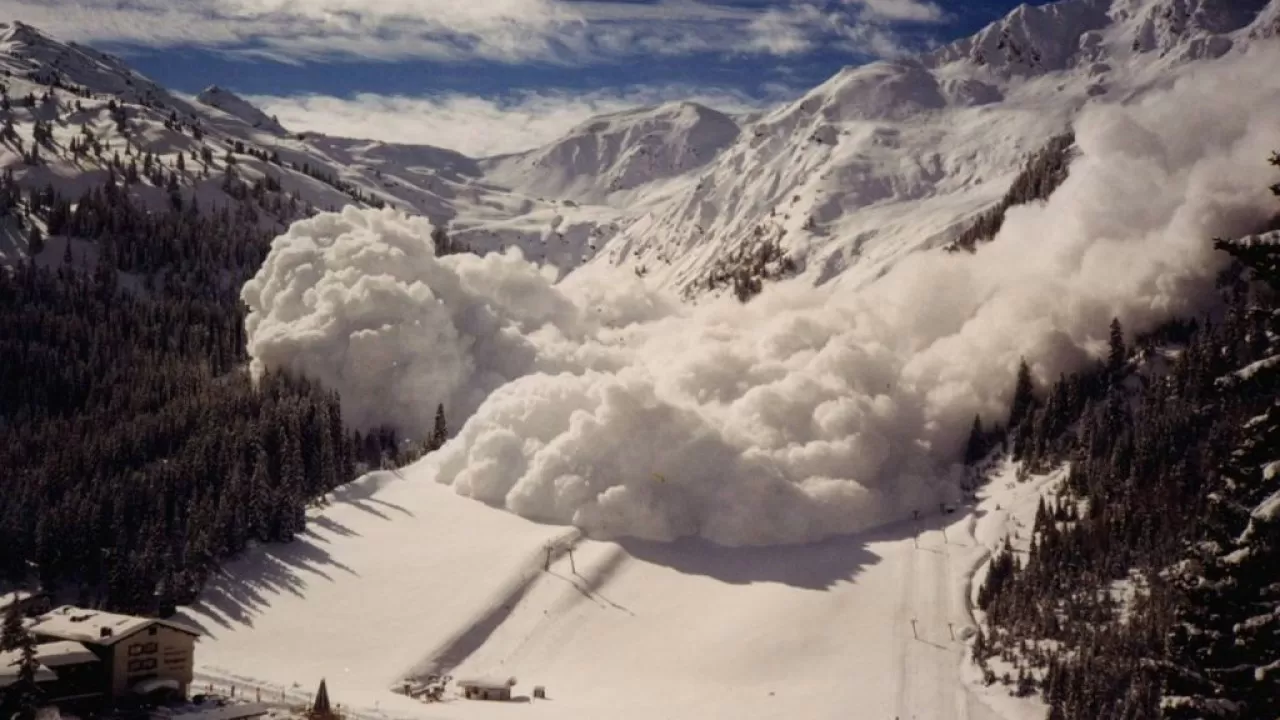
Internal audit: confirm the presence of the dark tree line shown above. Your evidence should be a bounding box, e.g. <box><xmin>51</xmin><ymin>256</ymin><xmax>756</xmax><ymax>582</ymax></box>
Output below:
<box><xmin>0</xmin><ymin>163</ymin><xmax>430</xmax><ymax>616</ymax></box>
<box><xmin>947</xmin><ymin>132</ymin><xmax>1076</xmax><ymax>253</ymax></box>
<box><xmin>290</xmin><ymin>159</ymin><xmax>387</xmax><ymax>209</ymax></box>
<box><xmin>697</xmin><ymin>224</ymin><xmax>798</xmax><ymax>302</ymax></box>
<box><xmin>966</xmin><ymin>153</ymin><xmax>1280</xmax><ymax>718</ymax></box>
<box><xmin>0</xmin><ymin>258</ymin><xmax>418</xmax><ymax>616</ymax></box>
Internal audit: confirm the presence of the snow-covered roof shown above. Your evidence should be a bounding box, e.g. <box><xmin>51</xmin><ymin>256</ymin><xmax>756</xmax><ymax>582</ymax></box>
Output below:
<box><xmin>0</xmin><ymin>649</ymin><xmax>57</xmax><ymax>688</ymax></box>
<box><xmin>34</xmin><ymin>640</ymin><xmax>99</xmax><ymax>667</ymax></box>
<box><xmin>29</xmin><ymin>606</ymin><xmax>200</xmax><ymax>646</ymax></box>
<box><xmin>0</xmin><ymin>590</ymin><xmax>35</xmax><ymax>611</ymax></box>
<box><xmin>455</xmin><ymin>676</ymin><xmax>516</xmax><ymax>690</ymax></box>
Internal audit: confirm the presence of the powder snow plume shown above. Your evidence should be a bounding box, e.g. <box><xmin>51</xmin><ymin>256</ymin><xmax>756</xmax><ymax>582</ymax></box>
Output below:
<box><xmin>242</xmin><ymin>45</ymin><xmax>1280</xmax><ymax>547</ymax></box>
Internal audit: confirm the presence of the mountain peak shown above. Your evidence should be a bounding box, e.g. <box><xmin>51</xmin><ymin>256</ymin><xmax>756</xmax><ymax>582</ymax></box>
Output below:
<box><xmin>1</xmin><ymin>20</ymin><xmax>51</xmax><ymax>45</ymax></box>
<box><xmin>197</xmin><ymin>85</ymin><xmax>287</xmax><ymax>135</ymax></box>
<box><xmin>925</xmin><ymin>0</ymin><xmax>1113</xmax><ymax>74</ymax></box>
<box><xmin>482</xmin><ymin>100</ymin><xmax>740</xmax><ymax>203</ymax></box>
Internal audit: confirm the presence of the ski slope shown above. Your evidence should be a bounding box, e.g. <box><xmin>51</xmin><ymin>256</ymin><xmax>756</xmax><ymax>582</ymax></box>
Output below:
<box><xmin>178</xmin><ymin>458</ymin><xmax>1049</xmax><ymax>720</ymax></box>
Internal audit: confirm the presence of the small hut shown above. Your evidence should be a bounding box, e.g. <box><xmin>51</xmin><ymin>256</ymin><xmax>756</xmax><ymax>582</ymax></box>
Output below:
<box><xmin>456</xmin><ymin>676</ymin><xmax>515</xmax><ymax>702</ymax></box>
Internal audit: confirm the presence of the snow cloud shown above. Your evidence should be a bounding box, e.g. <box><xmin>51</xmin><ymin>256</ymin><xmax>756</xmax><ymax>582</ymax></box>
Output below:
<box><xmin>247</xmin><ymin>87</ymin><xmax>782</xmax><ymax>157</ymax></box>
<box><xmin>242</xmin><ymin>46</ymin><xmax>1280</xmax><ymax>547</ymax></box>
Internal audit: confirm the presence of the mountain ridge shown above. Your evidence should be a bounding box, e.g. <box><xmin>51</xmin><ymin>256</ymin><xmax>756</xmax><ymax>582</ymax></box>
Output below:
<box><xmin>0</xmin><ymin>0</ymin><xmax>1276</xmax><ymax>296</ymax></box>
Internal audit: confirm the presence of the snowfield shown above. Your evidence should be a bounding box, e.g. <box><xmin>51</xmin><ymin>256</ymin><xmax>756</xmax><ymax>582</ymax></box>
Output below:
<box><xmin>181</xmin><ymin>460</ymin><xmax>1045</xmax><ymax>720</ymax></box>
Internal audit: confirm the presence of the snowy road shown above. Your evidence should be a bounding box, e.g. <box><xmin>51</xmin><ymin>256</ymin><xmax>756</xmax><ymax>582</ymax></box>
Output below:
<box><xmin>893</xmin><ymin>521</ymin><xmax>1004</xmax><ymax>720</ymax></box>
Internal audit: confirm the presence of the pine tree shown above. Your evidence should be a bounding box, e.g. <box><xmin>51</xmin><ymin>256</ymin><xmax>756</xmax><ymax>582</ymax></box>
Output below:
<box><xmin>1109</xmin><ymin>317</ymin><xmax>1126</xmax><ymax>377</ymax></box>
<box><xmin>964</xmin><ymin>414</ymin><xmax>987</xmax><ymax>465</ymax></box>
<box><xmin>1009</xmin><ymin>359</ymin><xmax>1035</xmax><ymax>432</ymax></box>
<box><xmin>1</xmin><ymin>600</ymin><xmax>24</xmax><ymax>652</ymax></box>
<box><xmin>429</xmin><ymin>403</ymin><xmax>448</xmax><ymax>452</ymax></box>
<box><xmin>27</xmin><ymin>225</ymin><xmax>43</xmax><ymax>255</ymax></box>
<box><xmin>0</xmin><ymin>611</ymin><xmax>41</xmax><ymax>720</ymax></box>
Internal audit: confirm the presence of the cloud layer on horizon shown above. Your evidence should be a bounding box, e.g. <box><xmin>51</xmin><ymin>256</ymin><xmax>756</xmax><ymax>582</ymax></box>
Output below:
<box><xmin>0</xmin><ymin>0</ymin><xmax>948</xmax><ymax>64</ymax></box>
<box><xmin>247</xmin><ymin>86</ymin><xmax>787</xmax><ymax>157</ymax></box>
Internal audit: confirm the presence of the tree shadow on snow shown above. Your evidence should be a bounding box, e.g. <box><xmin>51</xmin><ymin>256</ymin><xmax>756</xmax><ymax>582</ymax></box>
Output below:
<box><xmin>328</xmin><ymin>471</ymin><xmax>415</xmax><ymax>517</ymax></box>
<box><xmin>615</xmin><ymin>510</ymin><xmax>963</xmax><ymax>591</ymax></box>
<box><xmin>178</xmin><ymin>475</ymin><xmax>405</xmax><ymax>637</ymax></box>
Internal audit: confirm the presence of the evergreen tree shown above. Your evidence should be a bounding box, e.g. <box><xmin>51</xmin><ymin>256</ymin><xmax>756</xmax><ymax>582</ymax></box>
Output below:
<box><xmin>1108</xmin><ymin>317</ymin><xmax>1126</xmax><ymax>377</ymax></box>
<box><xmin>0</xmin><ymin>601</ymin><xmax>23</xmax><ymax>652</ymax></box>
<box><xmin>964</xmin><ymin>414</ymin><xmax>988</xmax><ymax>466</ymax></box>
<box><xmin>0</xmin><ymin>612</ymin><xmax>41</xmax><ymax>720</ymax></box>
<box><xmin>27</xmin><ymin>225</ymin><xmax>42</xmax><ymax>255</ymax></box>
<box><xmin>429</xmin><ymin>403</ymin><xmax>448</xmax><ymax>452</ymax></box>
<box><xmin>1009</xmin><ymin>359</ymin><xmax>1035</xmax><ymax>430</ymax></box>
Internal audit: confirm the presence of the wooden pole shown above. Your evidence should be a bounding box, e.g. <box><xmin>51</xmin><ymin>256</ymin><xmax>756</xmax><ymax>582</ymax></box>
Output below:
<box><xmin>947</xmin><ymin>622</ymin><xmax>955</xmax><ymax>641</ymax></box>
<box><xmin>569</xmin><ymin>548</ymin><xmax>577</xmax><ymax>575</ymax></box>
<box><xmin>910</xmin><ymin>618</ymin><xmax>918</xmax><ymax>639</ymax></box>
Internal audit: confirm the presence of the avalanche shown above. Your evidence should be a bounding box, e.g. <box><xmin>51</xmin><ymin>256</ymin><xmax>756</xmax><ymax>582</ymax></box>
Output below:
<box><xmin>241</xmin><ymin>39</ymin><xmax>1280</xmax><ymax>548</ymax></box>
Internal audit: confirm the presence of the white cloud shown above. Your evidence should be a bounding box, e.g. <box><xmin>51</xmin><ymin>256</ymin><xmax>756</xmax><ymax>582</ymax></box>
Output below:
<box><xmin>851</xmin><ymin>0</ymin><xmax>945</xmax><ymax>24</ymax></box>
<box><xmin>0</xmin><ymin>0</ymin><xmax>939</xmax><ymax>63</ymax></box>
<box><xmin>240</xmin><ymin>45</ymin><xmax>1280</xmax><ymax>547</ymax></box>
<box><xmin>745</xmin><ymin>10</ymin><xmax>818</xmax><ymax>56</ymax></box>
<box><xmin>247</xmin><ymin>87</ymin><xmax>786</xmax><ymax>157</ymax></box>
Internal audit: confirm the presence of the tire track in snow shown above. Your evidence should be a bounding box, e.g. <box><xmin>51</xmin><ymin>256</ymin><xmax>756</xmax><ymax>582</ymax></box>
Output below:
<box><xmin>892</xmin><ymin>525</ymin><xmax>916</xmax><ymax>719</ymax></box>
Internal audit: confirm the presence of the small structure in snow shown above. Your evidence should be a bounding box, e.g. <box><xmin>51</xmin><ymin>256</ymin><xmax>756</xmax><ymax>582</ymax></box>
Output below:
<box><xmin>309</xmin><ymin>678</ymin><xmax>333</xmax><ymax>720</ymax></box>
<box><xmin>456</xmin><ymin>676</ymin><xmax>515</xmax><ymax>702</ymax></box>
<box><xmin>532</xmin><ymin>686</ymin><xmax>545</xmax><ymax>699</ymax></box>
<box><xmin>0</xmin><ymin>590</ymin><xmax>50</xmax><ymax>617</ymax></box>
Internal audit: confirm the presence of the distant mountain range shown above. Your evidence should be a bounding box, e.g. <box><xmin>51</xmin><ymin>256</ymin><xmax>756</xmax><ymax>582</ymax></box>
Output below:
<box><xmin>0</xmin><ymin>0</ymin><xmax>1276</xmax><ymax>295</ymax></box>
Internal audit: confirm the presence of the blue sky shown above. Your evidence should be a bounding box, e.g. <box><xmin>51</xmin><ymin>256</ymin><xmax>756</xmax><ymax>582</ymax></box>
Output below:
<box><xmin>0</xmin><ymin>0</ymin><xmax>1039</xmax><ymax>155</ymax></box>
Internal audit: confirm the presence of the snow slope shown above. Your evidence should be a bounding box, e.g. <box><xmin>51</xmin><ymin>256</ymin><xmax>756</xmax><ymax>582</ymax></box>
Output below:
<box><xmin>0</xmin><ymin>21</ymin><xmax>627</xmax><ymax>276</ymax></box>
<box><xmin>564</xmin><ymin>0</ymin><xmax>1277</xmax><ymax>296</ymax></box>
<box><xmin>196</xmin><ymin>86</ymin><xmax>287</xmax><ymax>135</ymax></box>
<box><xmin>480</xmin><ymin>101</ymin><xmax>740</xmax><ymax>206</ymax></box>
<box><xmin>3</xmin><ymin>0</ymin><xmax>1275</xmax><ymax>293</ymax></box>
<box><xmin>181</xmin><ymin>459</ymin><xmax>1031</xmax><ymax>720</ymax></box>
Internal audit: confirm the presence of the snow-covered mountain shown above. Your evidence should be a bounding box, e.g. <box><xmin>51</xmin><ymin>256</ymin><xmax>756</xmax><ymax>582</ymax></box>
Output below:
<box><xmin>2</xmin><ymin>0</ymin><xmax>1275</xmax><ymax>297</ymax></box>
<box><xmin>572</xmin><ymin>0</ymin><xmax>1277</xmax><ymax>296</ymax></box>
<box><xmin>480</xmin><ymin>101</ymin><xmax>740</xmax><ymax>205</ymax></box>
<box><xmin>0</xmin><ymin>20</ymin><xmax>627</xmax><ymax>276</ymax></box>
<box><xmin>5</xmin><ymin>2</ymin><xmax>1278</xmax><ymax>719</ymax></box>
<box><xmin>195</xmin><ymin>85</ymin><xmax>287</xmax><ymax>135</ymax></box>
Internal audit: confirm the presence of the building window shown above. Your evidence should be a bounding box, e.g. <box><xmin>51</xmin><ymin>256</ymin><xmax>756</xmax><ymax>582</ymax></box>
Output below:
<box><xmin>127</xmin><ymin>658</ymin><xmax>158</xmax><ymax>672</ymax></box>
<box><xmin>143</xmin><ymin>642</ymin><xmax>158</xmax><ymax>654</ymax></box>
<box><xmin>128</xmin><ymin>643</ymin><xmax>143</xmax><ymax>657</ymax></box>
<box><xmin>148</xmin><ymin>626</ymin><xmax>158</xmax><ymax>636</ymax></box>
